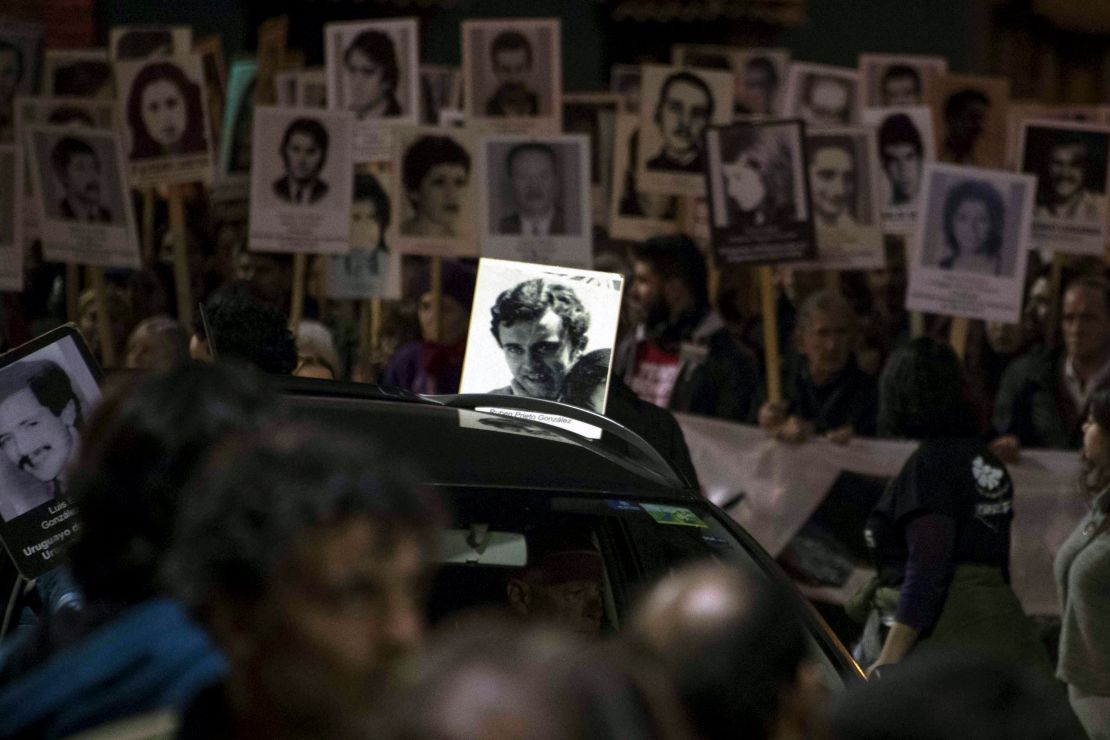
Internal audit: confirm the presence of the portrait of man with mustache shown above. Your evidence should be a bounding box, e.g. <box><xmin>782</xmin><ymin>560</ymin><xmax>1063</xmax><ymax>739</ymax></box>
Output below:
<box><xmin>51</xmin><ymin>136</ymin><xmax>112</xmax><ymax>223</ymax></box>
<box><xmin>647</xmin><ymin>71</ymin><xmax>714</xmax><ymax>174</ymax></box>
<box><xmin>1035</xmin><ymin>133</ymin><xmax>1104</xmax><ymax>222</ymax></box>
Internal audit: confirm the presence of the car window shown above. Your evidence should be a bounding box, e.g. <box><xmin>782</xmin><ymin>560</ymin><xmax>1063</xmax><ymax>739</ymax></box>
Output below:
<box><xmin>428</xmin><ymin>487</ymin><xmax>852</xmax><ymax>687</ymax></box>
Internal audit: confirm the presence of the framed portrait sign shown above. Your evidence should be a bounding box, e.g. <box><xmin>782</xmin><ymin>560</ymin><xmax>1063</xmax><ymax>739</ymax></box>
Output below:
<box><xmin>24</xmin><ymin>124</ymin><xmax>141</xmax><ymax>268</ymax></box>
<box><xmin>783</xmin><ymin>63</ymin><xmax>860</xmax><ymax>128</ymax></box>
<box><xmin>860</xmin><ymin>105</ymin><xmax>936</xmax><ymax>235</ymax></box>
<box><xmin>459</xmin><ymin>257</ymin><xmax>624</xmax><ymax>419</ymax></box>
<box><xmin>906</xmin><ymin>162</ymin><xmax>1034</xmax><ymax>323</ymax></box>
<box><xmin>635</xmin><ymin>64</ymin><xmax>734</xmax><ymax>197</ymax></box>
<box><xmin>1017</xmin><ymin>120</ymin><xmax>1110</xmax><ymax>257</ymax></box>
<box><xmin>792</xmin><ymin>126</ymin><xmax>884</xmax><ymax>271</ymax></box>
<box><xmin>857</xmin><ymin>53</ymin><xmax>947</xmax><ymax>109</ymax></box>
<box><xmin>0</xmin><ymin>325</ymin><xmax>101</xmax><ymax>579</ymax></box>
<box><xmin>114</xmin><ymin>53</ymin><xmax>214</xmax><ymax>186</ymax></box>
<box><xmin>462</xmin><ymin>18</ymin><xmax>562</xmax><ymax>136</ymax></box>
<box><xmin>930</xmin><ymin>73</ymin><xmax>1010</xmax><ymax>169</ymax></box>
<box><xmin>608</xmin><ymin>113</ymin><xmax>681</xmax><ymax>242</ymax></box>
<box><xmin>703</xmin><ymin>119</ymin><xmax>816</xmax><ymax>265</ymax></box>
<box><xmin>393</xmin><ymin>125</ymin><xmax>479</xmax><ymax>257</ymax></box>
<box><xmin>248</xmin><ymin>105</ymin><xmax>355</xmax><ymax>254</ymax></box>
<box><xmin>325</xmin><ymin>18</ymin><xmax>419</xmax><ymax>163</ymax></box>
<box><xmin>324</xmin><ymin>161</ymin><xmax>401</xmax><ymax>300</ymax></box>
<box><xmin>478</xmin><ymin>133</ymin><xmax>592</xmax><ymax>268</ymax></box>
<box><xmin>42</xmin><ymin>49</ymin><xmax>114</xmax><ymax>100</ymax></box>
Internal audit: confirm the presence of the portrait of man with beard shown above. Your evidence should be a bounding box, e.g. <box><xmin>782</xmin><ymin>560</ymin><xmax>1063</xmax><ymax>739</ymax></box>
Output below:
<box><xmin>1033</xmin><ymin>131</ymin><xmax>1106</xmax><ymax>222</ymax></box>
<box><xmin>647</xmin><ymin>71</ymin><xmax>714</xmax><ymax>174</ymax></box>
<box><xmin>485</xmin><ymin>30</ymin><xmax>539</xmax><ymax>117</ymax></box>
<box><xmin>51</xmin><ymin>136</ymin><xmax>112</xmax><ymax>223</ymax></box>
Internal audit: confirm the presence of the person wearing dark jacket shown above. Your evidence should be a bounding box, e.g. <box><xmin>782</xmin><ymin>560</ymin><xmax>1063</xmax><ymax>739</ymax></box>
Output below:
<box><xmin>616</xmin><ymin>235</ymin><xmax>760</xmax><ymax>422</ymax></box>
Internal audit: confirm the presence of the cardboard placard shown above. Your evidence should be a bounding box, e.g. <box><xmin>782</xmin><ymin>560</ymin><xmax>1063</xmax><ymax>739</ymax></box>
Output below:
<box><xmin>783</xmin><ymin>62</ymin><xmax>860</xmax><ymax>128</ymax></box>
<box><xmin>608</xmin><ymin>113</ymin><xmax>681</xmax><ymax>241</ymax></box>
<box><xmin>393</xmin><ymin>125</ymin><xmax>479</xmax><ymax>257</ymax></box>
<box><xmin>673</xmin><ymin>44</ymin><xmax>790</xmax><ymax>117</ymax></box>
<box><xmin>860</xmin><ymin>105</ymin><xmax>936</xmax><ymax>234</ymax></box>
<box><xmin>931</xmin><ymin>73</ymin><xmax>1010</xmax><ymax>168</ymax></box>
<box><xmin>324</xmin><ymin>161</ymin><xmax>401</xmax><ymax>299</ymax></box>
<box><xmin>857</xmin><ymin>53</ymin><xmax>947</xmax><ymax>109</ymax></box>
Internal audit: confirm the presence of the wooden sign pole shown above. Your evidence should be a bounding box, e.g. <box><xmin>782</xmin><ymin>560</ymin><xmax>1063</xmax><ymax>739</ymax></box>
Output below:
<box><xmin>370</xmin><ymin>298</ymin><xmax>382</xmax><ymax>352</ymax></box>
<box><xmin>949</xmin><ymin>316</ymin><xmax>971</xmax><ymax>360</ymax></box>
<box><xmin>290</xmin><ymin>253</ymin><xmax>306</xmax><ymax>330</ymax></box>
<box><xmin>358</xmin><ymin>299</ymin><xmax>371</xmax><ymax>356</ymax></box>
<box><xmin>759</xmin><ymin>266</ymin><xmax>782</xmax><ymax>404</ymax></box>
<box><xmin>910</xmin><ymin>312</ymin><xmax>925</xmax><ymax>339</ymax></box>
<box><xmin>168</xmin><ymin>185</ymin><xmax>193</xmax><ymax>330</ymax></box>
<box><xmin>1047</xmin><ymin>252</ymin><xmax>1067</xmax><ymax>349</ymax></box>
<box><xmin>141</xmin><ymin>189</ymin><xmax>156</xmax><ymax>265</ymax></box>
<box><xmin>429</xmin><ymin>256</ymin><xmax>442</xmax><ymax>343</ymax></box>
<box><xmin>88</xmin><ymin>267</ymin><xmax>117</xmax><ymax>368</ymax></box>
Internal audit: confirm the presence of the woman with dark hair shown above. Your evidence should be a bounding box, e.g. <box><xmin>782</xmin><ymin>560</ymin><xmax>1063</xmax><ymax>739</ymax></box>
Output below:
<box><xmin>401</xmin><ymin>135</ymin><xmax>470</xmax><ymax>237</ymax></box>
<box><xmin>343</xmin><ymin>29</ymin><xmax>401</xmax><ymax>119</ymax></box>
<box><xmin>853</xmin><ymin>338</ymin><xmax>1049</xmax><ymax>676</ymax></box>
<box><xmin>1055</xmin><ymin>388</ymin><xmax>1110</xmax><ymax>737</ymax></box>
<box><xmin>126</xmin><ymin>60</ymin><xmax>207</xmax><ymax>159</ymax></box>
<box><xmin>937</xmin><ymin>179</ymin><xmax>1006</xmax><ymax>275</ymax></box>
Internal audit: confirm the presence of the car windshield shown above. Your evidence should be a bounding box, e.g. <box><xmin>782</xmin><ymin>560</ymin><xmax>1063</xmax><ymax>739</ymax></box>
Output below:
<box><xmin>430</xmin><ymin>486</ymin><xmax>850</xmax><ymax>688</ymax></box>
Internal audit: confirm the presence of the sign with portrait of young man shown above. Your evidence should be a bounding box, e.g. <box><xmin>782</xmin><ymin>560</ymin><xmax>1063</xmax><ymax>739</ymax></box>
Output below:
<box><xmin>0</xmin><ymin>325</ymin><xmax>101</xmax><ymax>578</ymax></box>
<box><xmin>478</xmin><ymin>134</ymin><xmax>592</xmax><ymax>268</ymax></box>
<box><xmin>459</xmin><ymin>257</ymin><xmax>624</xmax><ymax>425</ymax></box>
<box><xmin>248</xmin><ymin>105</ymin><xmax>355</xmax><ymax>254</ymax></box>
<box><xmin>42</xmin><ymin>49</ymin><xmax>114</xmax><ymax>100</ymax></box>
<box><xmin>907</xmin><ymin>162</ymin><xmax>1034</xmax><ymax>323</ymax></box>
<box><xmin>792</xmin><ymin>126</ymin><xmax>884</xmax><ymax>271</ymax></box>
<box><xmin>860</xmin><ymin>105</ymin><xmax>936</xmax><ymax>234</ymax></box>
<box><xmin>463</xmin><ymin>18</ymin><xmax>561</xmax><ymax>136</ymax></box>
<box><xmin>857</xmin><ymin>53</ymin><xmax>947</xmax><ymax>109</ymax></box>
<box><xmin>635</xmin><ymin>64</ymin><xmax>734</xmax><ymax>197</ymax></box>
<box><xmin>672</xmin><ymin>44</ymin><xmax>790</xmax><ymax>117</ymax></box>
<box><xmin>1018</xmin><ymin>120</ymin><xmax>1110</xmax><ymax>257</ymax></box>
<box><xmin>784</xmin><ymin>63</ymin><xmax>859</xmax><ymax>129</ymax></box>
<box><xmin>114</xmin><ymin>53</ymin><xmax>215</xmax><ymax>186</ymax></box>
<box><xmin>703</xmin><ymin>119</ymin><xmax>816</xmax><ymax>265</ymax></box>
<box><xmin>325</xmin><ymin>18</ymin><xmax>419</xmax><ymax>163</ymax></box>
<box><xmin>24</xmin><ymin>124</ymin><xmax>141</xmax><ymax>268</ymax></box>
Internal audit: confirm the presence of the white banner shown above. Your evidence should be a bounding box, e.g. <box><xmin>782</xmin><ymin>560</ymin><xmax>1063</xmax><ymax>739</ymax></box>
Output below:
<box><xmin>676</xmin><ymin>414</ymin><xmax>1086</xmax><ymax>616</ymax></box>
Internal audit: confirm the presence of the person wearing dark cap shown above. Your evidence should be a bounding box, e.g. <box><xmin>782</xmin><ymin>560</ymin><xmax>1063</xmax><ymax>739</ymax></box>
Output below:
<box><xmin>0</xmin><ymin>360</ymin><xmax>82</xmax><ymax>520</ymax></box>
<box><xmin>507</xmin><ymin>524</ymin><xmax>605</xmax><ymax>634</ymax></box>
<box><xmin>383</xmin><ymin>259</ymin><xmax>476</xmax><ymax>394</ymax></box>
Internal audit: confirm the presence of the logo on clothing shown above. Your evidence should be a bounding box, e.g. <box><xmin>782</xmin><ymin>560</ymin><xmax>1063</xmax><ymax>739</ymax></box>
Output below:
<box><xmin>972</xmin><ymin>455</ymin><xmax>1008</xmax><ymax>499</ymax></box>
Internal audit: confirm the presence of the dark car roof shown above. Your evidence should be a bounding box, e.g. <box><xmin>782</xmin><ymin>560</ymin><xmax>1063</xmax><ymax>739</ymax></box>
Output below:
<box><xmin>279</xmin><ymin>377</ymin><xmax>694</xmax><ymax>500</ymax></box>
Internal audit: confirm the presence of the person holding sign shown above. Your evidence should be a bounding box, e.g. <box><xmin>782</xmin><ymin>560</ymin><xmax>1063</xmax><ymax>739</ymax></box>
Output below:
<box><xmin>125</xmin><ymin>61</ymin><xmax>207</xmax><ymax>159</ymax></box>
<box><xmin>757</xmin><ymin>290</ymin><xmax>877</xmax><ymax>443</ymax></box>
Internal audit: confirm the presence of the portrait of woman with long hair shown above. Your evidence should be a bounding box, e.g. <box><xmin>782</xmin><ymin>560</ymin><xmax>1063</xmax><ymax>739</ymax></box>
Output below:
<box><xmin>937</xmin><ymin>178</ymin><xmax>1006</xmax><ymax>276</ymax></box>
<box><xmin>125</xmin><ymin>60</ymin><xmax>207</xmax><ymax>160</ymax></box>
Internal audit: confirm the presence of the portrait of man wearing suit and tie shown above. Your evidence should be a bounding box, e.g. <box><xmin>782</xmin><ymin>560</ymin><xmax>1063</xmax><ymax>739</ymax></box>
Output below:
<box><xmin>51</xmin><ymin>136</ymin><xmax>113</xmax><ymax>223</ymax></box>
<box><xmin>273</xmin><ymin>117</ymin><xmax>331</xmax><ymax>206</ymax></box>
<box><xmin>498</xmin><ymin>142</ymin><xmax>565</xmax><ymax>236</ymax></box>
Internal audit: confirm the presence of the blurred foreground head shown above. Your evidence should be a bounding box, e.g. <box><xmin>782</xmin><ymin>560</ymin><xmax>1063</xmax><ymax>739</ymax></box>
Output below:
<box><xmin>828</xmin><ymin>649</ymin><xmax>1085</xmax><ymax>740</ymax></box>
<box><xmin>629</xmin><ymin>563</ymin><xmax>818</xmax><ymax>740</ymax></box>
<box><xmin>68</xmin><ymin>362</ymin><xmax>279</xmax><ymax>606</ymax></box>
<box><xmin>168</xmin><ymin>422</ymin><xmax>443</xmax><ymax>739</ymax></box>
<box><xmin>385</xmin><ymin>614</ymin><xmax>691</xmax><ymax>740</ymax></box>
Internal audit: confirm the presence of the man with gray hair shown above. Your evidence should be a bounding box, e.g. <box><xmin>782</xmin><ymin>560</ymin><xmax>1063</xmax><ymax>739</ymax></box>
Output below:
<box><xmin>0</xmin><ymin>360</ymin><xmax>82</xmax><ymax>520</ymax></box>
<box><xmin>758</xmin><ymin>288</ymin><xmax>877</xmax><ymax>443</ymax></box>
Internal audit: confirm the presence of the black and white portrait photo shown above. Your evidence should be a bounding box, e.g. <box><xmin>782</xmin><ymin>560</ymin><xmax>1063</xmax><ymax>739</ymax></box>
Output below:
<box><xmin>931</xmin><ymin>73</ymin><xmax>1010</xmax><ymax>168</ymax></box>
<box><xmin>0</xmin><ymin>21</ymin><xmax>43</xmax><ymax>143</ymax></box>
<box><xmin>608</xmin><ymin>113</ymin><xmax>680</xmax><ymax>241</ymax></box>
<box><xmin>562</xmin><ymin>94</ymin><xmax>619</xmax><ymax>232</ymax></box>
<box><xmin>325</xmin><ymin>18</ymin><xmax>418</xmax><ymax>122</ymax></box>
<box><xmin>704</xmin><ymin>120</ymin><xmax>815</xmax><ymax>265</ymax></box>
<box><xmin>673</xmin><ymin>44</ymin><xmax>790</xmax><ymax>117</ymax></box>
<box><xmin>25</xmin><ymin>124</ymin><xmax>141</xmax><ymax>268</ymax></box>
<box><xmin>636</xmin><ymin>64</ymin><xmax>734</xmax><ymax>197</ymax></box>
<box><xmin>794</xmin><ymin>126</ymin><xmax>883</xmax><ymax>271</ymax></box>
<box><xmin>784</xmin><ymin>63</ymin><xmax>859</xmax><ymax>128</ymax></box>
<box><xmin>0</xmin><ymin>327</ymin><xmax>100</xmax><ymax>578</ymax></box>
<box><xmin>459</xmin><ymin>258</ymin><xmax>623</xmax><ymax>417</ymax></box>
<box><xmin>860</xmin><ymin>105</ymin><xmax>937</xmax><ymax>233</ymax></box>
<box><xmin>42</xmin><ymin>49</ymin><xmax>113</xmax><ymax>100</ymax></box>
<box><xmin>394</xmin><ymin>126</ymin><xmax>478</xmax><ymax>257</ymax></box>
<box><xmin>858</xmin><ymin>54</ymin><xmax>947</xmax><ymax>108</ymax></box>
<box><xmin>109</xmin><ymin>25</ymin><xmax>192</xmax><ymax>60</ymax></box>
<box><xmin>479</xmin><ymin>134</ymin><xmax>592</xmax><ymax>268</ymax></box>
<box><xmin>463</xmin><ymin>19</ymin><xmax>561</xmax><ymax>134</ymax></box>
<box><xmin>1019</xmin><ymin>121</ymin><xmax>1110</xmax><ymax>256</ymax></box>
<box><xmin>249</xmin><ymin>105</ymin><xmax>354</xmax><ymax>254</ymax></box>
<box><xmin>114</xmin><ymin>53</ymin><xmax>214</xmax><ymax>186</ymax></box>
<box><xmin>907</xmin><ymin>162</ymin><xmax>1034</xmax><ymax>324</ymax></box>
<box><xmin>324</xmin><ymin>162</ymin><xmax>400</xmax><ymax>299</ymax></box>
<box><xmin>610</xmin><ymin>64</ymin><xmax>641</xmax><ymax>114</ymax></box>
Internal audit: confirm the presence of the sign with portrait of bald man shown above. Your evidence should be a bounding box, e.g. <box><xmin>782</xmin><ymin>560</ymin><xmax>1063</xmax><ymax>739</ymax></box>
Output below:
<box><xmin>1018</xmin><ymin>120</ymin><xmax>1110</xmax><ymax>257</ymax></box>
<box><xmin>0</xmin><ymin>325</ymin><xmax>100</xmax><ymax>578</ymax></box>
